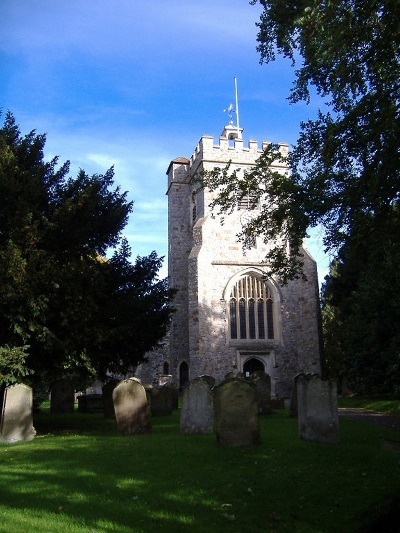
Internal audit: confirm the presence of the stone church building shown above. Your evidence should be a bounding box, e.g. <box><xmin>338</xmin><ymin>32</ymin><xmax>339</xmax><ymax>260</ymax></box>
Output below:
<box><xmin>137</xmin><ymin>121</ymin><xmax>322</xmax><ymax>399</ymax></box>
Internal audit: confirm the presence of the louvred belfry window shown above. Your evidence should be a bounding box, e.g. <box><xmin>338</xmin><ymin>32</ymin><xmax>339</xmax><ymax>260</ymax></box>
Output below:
<box><xmin>229</xmin><ymin>275</ymin><xmax>274</xmax><ymax>340</ymax></box>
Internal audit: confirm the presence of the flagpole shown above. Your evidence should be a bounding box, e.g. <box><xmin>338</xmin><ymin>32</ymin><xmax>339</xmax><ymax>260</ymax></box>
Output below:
<box><xmin>234</xmin><ymin>77</ymin><xmax>240</xmax><ymax>137</ymax></box>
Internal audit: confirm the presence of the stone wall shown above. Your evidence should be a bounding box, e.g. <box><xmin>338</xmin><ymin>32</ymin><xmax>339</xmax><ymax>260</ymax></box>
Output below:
<box><xmin>140</xmin><ymin>132</ymin><xmax>322</xmax><ymax>397</ymax></box>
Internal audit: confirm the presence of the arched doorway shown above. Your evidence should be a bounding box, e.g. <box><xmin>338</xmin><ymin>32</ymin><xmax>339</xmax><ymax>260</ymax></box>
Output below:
<box><xmin>179</xmin><ymin>361</ymin><xmax>189</xmax><ymax>389</ymax></box>
<box><xmin>243</xmin><ymin>357</ymin><xmax>265</xmax><ymax>378</ymax></box>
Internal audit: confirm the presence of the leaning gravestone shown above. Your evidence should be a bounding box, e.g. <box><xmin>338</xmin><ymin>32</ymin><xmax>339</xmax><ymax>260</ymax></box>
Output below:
<box><xmin>113</xmin><ymin>378</ymin><xmax>151</xmax><ymax>435</ymax></box>
<box><xmin>180</xmin><ymin>376</ymin><xmax>214</xmax><ymax>434</ymax></box>
<box><xmin>214</xmin><ymin>376</ymin><xmax>260</xmax><ymax>447</ymax></box>
<box><xmin>50</xmin><ymin>379</ymin><xmax>75</xmax><ymax>413</ymax></box>
<box><xmin>250</xmin><ymin>371</ymin><xmax>272</xmax><ymax>414</ymax></box>
<box><xmin>151</xmin><ymin>385</ymin><xmax>173</xmax><ymax>416</ymax></box>
<box><xmin>296</xmin><ymin>373</ymin><xmax>339</xmax><ymax>443</ymax></box>
<box><xmin>0</xmin><ymin>383</ymin><xmax>36</xmax><ymax>443</ymax></box>
<box><xmin>102</xmin><ymin>380</ymin><xmax>119</xmax><ymax>418</ymax></box>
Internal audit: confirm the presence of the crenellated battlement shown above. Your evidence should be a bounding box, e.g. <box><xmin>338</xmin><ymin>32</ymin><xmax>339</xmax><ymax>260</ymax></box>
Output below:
<box><xmin>190</xmin><ymin>134</ymin><xmax>289</xmax><ymax>171</ymax></box>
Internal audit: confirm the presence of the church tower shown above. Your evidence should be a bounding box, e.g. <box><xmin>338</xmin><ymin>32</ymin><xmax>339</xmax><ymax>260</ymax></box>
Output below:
<box><xmin>162</xmin><ymin>118</ymin><xmax>322</xmax><ymax>399</ymax></box>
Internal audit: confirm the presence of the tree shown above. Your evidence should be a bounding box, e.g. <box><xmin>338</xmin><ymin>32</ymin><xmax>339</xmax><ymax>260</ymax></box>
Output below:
<box><xmin>201</xmin><ymin>1</ymin><xmax>400</xmax><ymax>280</ymax></box>
<box><xmin>321</xmin><ymin>208</ymin><xmax>400</xmax><ymax>396</ymax></box>
<box><xmin>0</xmin><ymin>111</ymin><xmax>174</xmax><ymax>389</ymax></box>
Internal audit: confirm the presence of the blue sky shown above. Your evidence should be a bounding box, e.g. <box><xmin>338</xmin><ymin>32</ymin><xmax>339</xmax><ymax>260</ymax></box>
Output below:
<box><xmin>1</xmin><ymin>0</ymin><xmax>330</xmax><ymax>283</ymax></box>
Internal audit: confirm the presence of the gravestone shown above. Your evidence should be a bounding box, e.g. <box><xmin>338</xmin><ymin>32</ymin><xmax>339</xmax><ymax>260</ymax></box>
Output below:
<box><xmin>159</xmin><ymin>374</ymin><xmax>172</xmax><ymax>386</ymax></box>
<box><xmin>198</xmin><ymin>375</ymin><xmax>216</xmax><ymax>389</ymax></box>
<box><xmin>102</xmin><ymin>380</ymin><xmax>119</xmax><ymax>418</ymax></box>
<box><xmin>289</xmin><ymin>373</ymin><xmax>303</xmax><ymax>418</ymax></box>
<box><xmin>296</xmin><ymin>374</ymin><xmax>339</xmax><ymax>443</ymax></box>
<box><xmin>77</xmin><ymin>394</ymin><xmax>103</xmax><ymax>413</ymax></box>
<box><xmin>225</xmin><ymin>371</ymin><xmax>244</xmax><ymax>381</ymax></box>
<box><xmin>151</xmin><ymin>385</ymin><xmax>173</xmax><ymax>416</ymax></box>
<box><xmin>250</xmin><ymin>371</ymin><xmax>272</xmax><ymax>414</ymax></box>
<box><xmin>180</xmin><ymin>376</ymin><xmax>214</xmax><ymax>434</ymax></box>
<box><xmin>214</xmin><ymin>377</ymin><xmax>260</xmax><ymax>447</ymax></box>
<box><xmin>0</xmin><ymin>383</ymin><xmax>36</xmax><ymax>443</ymax></box>
<box><xmin>50</xmin><ymin>379</ymin><xmax>75</xmax><ymax>413</ymax></box>
<box><xmin>162</xmin><ymin>383</ymin><xmax>179</xmax><ymax>410</ymax></box>
<box><xmin>113</xmin><ymin>378</ymin><xmax>151</xmax><ymax>435</ymax></box>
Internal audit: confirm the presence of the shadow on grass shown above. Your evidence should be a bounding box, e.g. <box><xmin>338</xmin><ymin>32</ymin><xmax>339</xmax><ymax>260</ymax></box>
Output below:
<box><xmin>0</xmin><ymin>410</ymin><xmax>399</xmax><ymax>532</ymax></box>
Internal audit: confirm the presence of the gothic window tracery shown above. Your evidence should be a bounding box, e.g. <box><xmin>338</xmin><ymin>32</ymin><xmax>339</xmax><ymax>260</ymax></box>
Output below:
<box><xmin>229</xmin><ymin>275</ymin><xmax>274</xmax><ymax>340</ymax></box>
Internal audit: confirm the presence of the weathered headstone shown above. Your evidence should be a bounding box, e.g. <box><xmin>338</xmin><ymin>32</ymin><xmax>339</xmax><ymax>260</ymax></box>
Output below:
<box><xmin>50</xmin><ymin>379</ymin><xmax>75</xmax><ymax>413</ymax></box>
<box><xmin>113</xmin><ymin>378</ymin><xmax>152</xmax><ymax>435</ymax></box>
<box><xmin>296</xmin><ymin>374</ymin><xmax>339</xmax><ymax>443</ymax></box>
<box><xmin>168</xmin><ymin>383</ymin><xmax>180</xmax><ymax>410</ymax></box>
<box><xmin>0</xmin><ymin>383</ymin><xmax>36</xmax><ymax>443</ymax></box>
<box><xmin>102</xmin><ymin>380</ymin><xmax>119</xmax><ymax>418</ymax></box>
<box><xmin>198</xmin><ymin>375</ymin><xmax>216</xmax><ymax>389</ymax></box>
<box><xmin>159</xmin><ymin>374</ymin><xmax>172</xmax><ymax>386</ymax></box>
<box><xmin>151</xmin><ymin>385</ymin><xmax>173</xmax><ymax>416</ymax></box>
<box><xmin>225</xmin><ymin>371</ymin><xmax>244</xmax><ymax>381</ymax></box>
<box><xmin>289</xmin><ymin>374</ymin><xmax>301</xmax><ymax>418</ymax></box>
<box><xmin>214</xmin><ymin>377</ymin><xmax>260</xmax><ymax>447</ymax></box>
<box><xmin>180</xmin><ymin>376</ymin><xmax>214</xmax><ymax>434</ymax></box>
<box><xmin>250</xmin><ymin>371</ymin><xmax>272</xmax><ymax>414</ymax></box>
<box><xmin>77</xmin><ymin>393</ymin><xmax>103</xmax><ymax>413</ymax></box>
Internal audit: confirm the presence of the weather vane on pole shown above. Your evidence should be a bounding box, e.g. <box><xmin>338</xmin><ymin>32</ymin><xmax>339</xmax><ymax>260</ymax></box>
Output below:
<box><xmin>222</xmin><ymin>77</ymin><xmax>243</xmax><ymax>140</ymax></box>
<box><xmin>223</xmin><ymin>77</ymin><xmax>240</xmax><ymax>136</ymax></box>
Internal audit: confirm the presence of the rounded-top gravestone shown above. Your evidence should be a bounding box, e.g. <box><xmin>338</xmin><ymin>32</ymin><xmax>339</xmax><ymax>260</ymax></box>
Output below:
<box><xmin>214</xmin><ymin>377</ymin><xmax>260</xmax><ymax>447</ymax></box>
<box><xmin>180</xmin><ymin>376</ymin><xmax>214</xmax><ymax>434</ymax></box>
<box><xmin>113</xmin><ymin>378</ymin><xmax>152</xmax><ymax>435</ymax></box>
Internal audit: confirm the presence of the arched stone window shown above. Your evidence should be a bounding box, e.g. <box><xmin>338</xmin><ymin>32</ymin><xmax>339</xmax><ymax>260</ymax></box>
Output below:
<box><xmin>229</xmin><ymin>274</ymin><xmax>275</xmax><ymax>340</ymax></box>
<box><xmin>163</xmin><ymin>361</ymin><xmax>169</xmax><ymax>375</ymax></box>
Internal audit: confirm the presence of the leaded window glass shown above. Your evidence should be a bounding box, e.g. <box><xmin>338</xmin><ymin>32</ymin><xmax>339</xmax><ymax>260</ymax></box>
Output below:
<box><xmin>228</xmin><ymin>275</ymin><xmax>274</xmax><ymax>340</ymax></box>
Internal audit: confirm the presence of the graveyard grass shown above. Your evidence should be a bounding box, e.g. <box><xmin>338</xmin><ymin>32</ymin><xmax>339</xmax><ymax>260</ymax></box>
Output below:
<box><xmin>1</xmin><ymin>404</ymin><xmax>400</xmax><ymax>533</ymax></box>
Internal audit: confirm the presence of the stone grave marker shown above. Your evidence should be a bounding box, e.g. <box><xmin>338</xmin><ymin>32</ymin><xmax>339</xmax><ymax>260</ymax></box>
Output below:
<box><xmin>113</xmin><ymin>378</ymin><xmax>152</xmax><ymax>435</ymax></box>
<box><xmin>102</xmin><ymin>380</ymin><xmax>119</xmax><ymax>418</ymax></box>
<box><xmin>296</xmin><ymin>373</ymin><xmax>339</xmax><ymax>443</ymax></box>
<box><xmin>0</xmin><ymin>383</ymin><xmax>36</xmax><ymax>443</ymax></box>
<box><xmin>198</xmin><ymin>375</ymin><xmax>216</xmax><ymax>389</ymax></box>
<box><xmin>250</xmin><ymin>371</ymin><xmax>272</xmax><ymax>414</ymax></box>
<box><xmin>77</xmin><ymin>393</ymin><xmax>103</xmax><ymax>413</ymax></box>
<box><xmin>289</xmin><ymin>377</ymin><xmax>298</xmax><ymax>418</ymax></box>
<box><xmin>151</xmin><ymin>385</ymin><xmax>173</xmax><ymax>416</ymax></box>
<box><xmin>180</xmin><ymin>376</ymin><xmax>214</xmax><ymax>434</ymax></box>
<box><xmin>214</xmin><ymin>377</ymin><xmax>260</xmax><ymax>447</ymax></box>
<box><xmin>50</xmin><ymin>379</ymin><xmax>75</xmax><ymax>413</ymax></box>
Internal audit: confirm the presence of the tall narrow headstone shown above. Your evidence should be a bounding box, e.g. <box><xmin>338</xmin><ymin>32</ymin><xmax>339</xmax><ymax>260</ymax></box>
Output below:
<box><xmin>296</xmin><ymin>374</ymin><xmax>339</xmax><ymax>443</ymax></box>
<box><xmin>150</xmin><ymin>385</ymin><xmax>173</xmax><ymax>416</ymax></box>
<box><xmin>214</xmin><ymin>377</ymin><xmax>260</xmax><ymax>447</ymax></box>
<box><xmin>0</xmin><ymin>383</ymin><xmax>36</xmax><ymax>442</ymax></box>
<box><xmin>50</xmin><ymin>379</ymin><xmax>75</xmax><ymax>413</ymax></box>
<box><xmin>113</xmin><ymin>378</ymin><xmax>151</xmax><ymax>435</ymax></box>
<box><xmin>250</xmin><ymin>371</ymin><xmax>272</xmax><ymax>414</ymax></box>
<box><xmin>289</xmin><ymin>374</ymin><xmax>300</xmax><ymax>418</ymax></box>
<box><xmin>180</xmin><ymin>376</ymin><xmax>214</xmax><ymax>434</ymax></box>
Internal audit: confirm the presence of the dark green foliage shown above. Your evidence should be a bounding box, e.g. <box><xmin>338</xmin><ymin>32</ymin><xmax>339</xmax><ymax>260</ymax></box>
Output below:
<box><xmin>0</xmin><ymin>112</ymin><xmax>174</xmax><ymax>388</ymax></box>
<box><xmin>322</xmin><ymin>209</ymin><xmax>400</xmax><ymax>397</ymax></box>
<box><xmin>0</xmin><ymin>345</ymin><xmax>33</xmax><ymax>387</ymax></box>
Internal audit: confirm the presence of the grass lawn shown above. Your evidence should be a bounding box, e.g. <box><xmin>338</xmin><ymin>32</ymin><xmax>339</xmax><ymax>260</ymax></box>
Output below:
<box><xmin>0</xmin><ymin>405</ymin><xmax>399</xmax><ymax>533</ymax></box>
<box><xmin>338</xmin><ymin>395</ymin><xmax>400</xmax><ymax>415</ymax></box>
